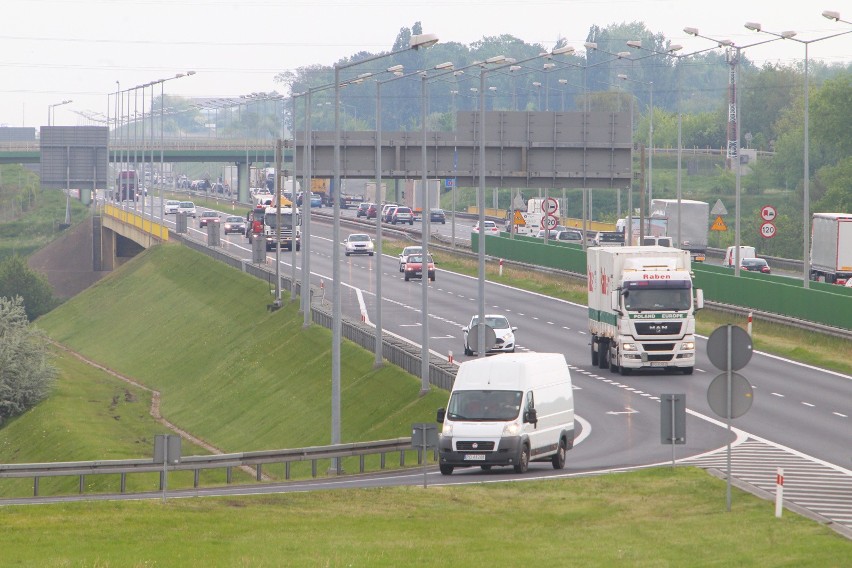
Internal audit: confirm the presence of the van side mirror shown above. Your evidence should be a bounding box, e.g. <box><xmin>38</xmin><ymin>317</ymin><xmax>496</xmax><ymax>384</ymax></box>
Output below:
<box><xmin>437</xmin><ymin>408</ymin><xmax>446</xmax><ymax>423</ymax></box>
<box><xmin>525</xmin><ymin>408</ymin><xmax>538</xmax><ymax>425</ymax></box>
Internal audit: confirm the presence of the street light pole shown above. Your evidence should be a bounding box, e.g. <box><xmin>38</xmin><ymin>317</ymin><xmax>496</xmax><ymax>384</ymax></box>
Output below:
<box><xmin>684</xmin><ymin>27</ymin><xmax>784</xmax><ymax>279</ymax></box>
<box><xmin>332</xmin><ymin>33</ymin><xmax>438</xmax><ymax>467</ymax></box>
<box><xmin>746</xmin><ymin>17</ymin><xmax>852</xmax><ymax>288</ymax></box>
<box><xmin>618</xmin><ymin>74</ymin><xmax>654</xmax><ymax>209</ymax></box>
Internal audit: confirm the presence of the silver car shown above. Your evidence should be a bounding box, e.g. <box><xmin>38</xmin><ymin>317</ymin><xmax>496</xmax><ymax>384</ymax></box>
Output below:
<box><xmin>462</xmin><ymin>314</ymin><xmax>517</xmax><ymax>356</ymax></box>
<box><xmin>344</xmin><ymin>233</ymin><xmax>374</xmax><ymax>256</ymax></box>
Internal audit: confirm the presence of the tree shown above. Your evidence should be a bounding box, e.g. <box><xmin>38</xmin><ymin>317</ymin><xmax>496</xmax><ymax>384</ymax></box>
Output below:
<box><xmin>0</xmin><ymin>296</ymin><xmax>57</xmax><ymax>424</ymax></box>
<box><xmin>0</xmin><ymin>255</ymin><xmax>58</xmax><ymax>321</ymax></box>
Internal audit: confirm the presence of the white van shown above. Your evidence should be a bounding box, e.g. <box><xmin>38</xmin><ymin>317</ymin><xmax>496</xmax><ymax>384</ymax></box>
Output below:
<box><xmin>724</xmin><ymin>245</ymin><xmax>756</xmax><ymax>267</ymax></box>
<box><xmin>436</xmin><ymin>353</ymin><xmax>575</xmax><ymax>475</ymax></box>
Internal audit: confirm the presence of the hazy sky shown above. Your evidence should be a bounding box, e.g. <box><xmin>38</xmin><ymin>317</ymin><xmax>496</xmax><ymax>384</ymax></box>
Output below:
<box><xmin>1</xmin><ymin>0</ymin><xmax>850</xmax><ymax>129</ymax></box>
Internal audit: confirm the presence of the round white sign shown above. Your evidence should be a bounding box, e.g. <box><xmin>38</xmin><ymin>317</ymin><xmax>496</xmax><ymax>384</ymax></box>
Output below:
<box><xmin>544</xmin><ymin>197</ymin><xmax>559</xmax><ymax>215</ymax></box>
<box><xmin>760</xmin><ymin>221</ymin><xmax>776</xmax><ymax>239</ymax></box>
<box><xmin>760</xmin><ymin>205</ymin><xmax>777</xmax><ymax>222</ymax></box>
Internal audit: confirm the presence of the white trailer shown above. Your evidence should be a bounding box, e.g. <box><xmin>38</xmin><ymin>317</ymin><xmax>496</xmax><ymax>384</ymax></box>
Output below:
<box><xmin>588</xmin><ymin>246</ymin><xmax>703</xmax><ymax>375</ymax></box>
<box><xmin>810</xmin><ymin>213</ymin><xmax>852</xmax><ymax>283</ymax></box>
<box><xmin>649</xmin><ymin>199</ymin><xmax>710</xmax><ymax>261</ymax></box>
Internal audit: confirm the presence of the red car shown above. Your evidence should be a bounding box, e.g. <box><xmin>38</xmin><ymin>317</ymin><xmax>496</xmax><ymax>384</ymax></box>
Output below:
<box><xmin>404</xmin><ymin>253</ymin><xmax>436</xmax><ymax>282</ymax></box>
<box><xmin>366</xmin><ymin>203</ymin><xmax>378</xmax><ymax>219</ymax></box>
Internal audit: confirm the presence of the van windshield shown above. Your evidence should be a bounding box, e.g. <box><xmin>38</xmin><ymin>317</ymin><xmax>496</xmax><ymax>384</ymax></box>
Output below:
<box><xmin>447</xmin><ymin>390</ymin><xmax>522</xmax><ymax>421</ymax></box>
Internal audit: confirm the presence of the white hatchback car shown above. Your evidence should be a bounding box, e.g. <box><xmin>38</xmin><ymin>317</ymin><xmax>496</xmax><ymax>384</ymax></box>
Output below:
<box><xmin>164</xmin><ymin>200</ymin><xmax>181</xmax><ymax>215</ymax></box>
<box><xmin>462</xmin><ymin>314</ymin><xmax>517</xmax><ymax>356</ymax></box>
<box><xmin>472</xmin><ymin>220</ymin><xmax>499</xmax><ymax>235</ymax></box>
<box><xmin>177</xmin><ymin>201</ymin><xmax>197</xmax><ymax>218</ymax></box>
<box><xmin>344</xmin><ymin>233</ymin><xmax>374</xmax><ymax>256</ymax></box>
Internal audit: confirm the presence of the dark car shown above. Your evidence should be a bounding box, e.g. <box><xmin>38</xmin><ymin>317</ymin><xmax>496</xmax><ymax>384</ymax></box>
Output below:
<box><xmin>741</xmin><ymin>257</ymin><xmax>771</xmax><ymax>273</ymax></box>
<box><xmin>429</xmin><ymin>208</ymin><xmax>446</xmax><ymax>224</ymax></box>
<box><xmin>223</xmin><ymin>216</ymin><xmax>246</xmax><ymax>235</ymax></box>
<box><xmin>356</xmin><ymin>202</ymin><xmax>373</xmax><ymax>218</ymax></box>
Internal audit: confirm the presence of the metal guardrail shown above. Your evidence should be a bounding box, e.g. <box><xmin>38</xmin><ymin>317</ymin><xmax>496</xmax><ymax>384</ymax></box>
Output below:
<box><xmin>0</xmin><ymin>438</ymin><xmax>430</xmax><ymax>498</ymax></box>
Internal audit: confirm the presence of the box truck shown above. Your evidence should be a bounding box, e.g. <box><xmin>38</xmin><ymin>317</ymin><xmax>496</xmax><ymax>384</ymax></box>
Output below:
<box><xmin>588</xmin><ymin>246</ymin><xmax>703</xmax><ymax>375</ymax></box>
<box><xmin>809</xmin><ymin>213</ymin><xmax>852</xmax><ymax>283</ymax></box>
<box><xmin>436</xmin><ymin>353</ymin><xmax>575</xmax><ymax>475</ymax></box>
<box><xmin>649</xmin><ymin>199</ymin><xmax>709</xmax><ymax>261</ymax></box>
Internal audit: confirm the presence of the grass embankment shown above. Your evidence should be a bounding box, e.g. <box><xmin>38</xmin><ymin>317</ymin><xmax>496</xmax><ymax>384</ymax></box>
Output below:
<box><xmin>1</xmin><ymin>469</ymin><xmax>849</xmax><ymax>566</ymax></box>
<box><xmin>2</xmin><ymin>244</ymin><xmax>447</xmax><ymax>495</ymax></box>
<box><xmin>0</xmin><ymin>189</ymin><xmax>89</xmax><ymax>260</ymax></box>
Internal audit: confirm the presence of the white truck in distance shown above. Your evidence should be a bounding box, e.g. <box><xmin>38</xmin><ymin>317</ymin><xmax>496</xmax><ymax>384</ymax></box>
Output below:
<box><xmin>588</xmin><ymin>246</ymin><xmax>703</xmax><ymax>375</ymax></box>
<box><xmin>249</xmin><ymin>205</ymin><xmax>301</xmax><ymax>251</ymax></box>
<box><xmin>809</xmin><ymin>213</ymin><xmax>852</xmax><ymax>284</ymax></box>
<box><xmin>649</xmin><ymin>199</ymin><xmax>710</xmax><ymax>262</ymax></box>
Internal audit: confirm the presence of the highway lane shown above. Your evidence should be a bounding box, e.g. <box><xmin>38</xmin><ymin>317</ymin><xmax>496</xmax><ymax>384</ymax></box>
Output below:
<box><xmin>138</xmin><ymin>200</ymin><xmax>851</xmax><ymax>474</ymax></box>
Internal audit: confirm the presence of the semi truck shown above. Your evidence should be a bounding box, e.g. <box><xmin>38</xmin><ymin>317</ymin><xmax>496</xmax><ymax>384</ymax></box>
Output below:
<box><xmin>248</xmin><ymin>205</ymin><xmax>301</xmax><ymax>251</ymax></box>
<box><xmin>810</xmin><ymin>213</ymin><xmax>852</xmax><ymax>283</ymax></box>
<box><xmin>588</xmin><ymin>246</ymin><xmax>703</xmax><ymax>375</ymax></box>
<box><xmin>649</xmin><ymin>199</ymin><xmax>709</xmax><ymax>261</ymax></box>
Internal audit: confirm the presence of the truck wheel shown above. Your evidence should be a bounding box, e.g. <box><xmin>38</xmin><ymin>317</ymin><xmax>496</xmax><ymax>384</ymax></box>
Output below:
<box><xmin>609</xmin><ymin>350</ymin><xmax>618</xmax><ymax>373</ymax></box>
<box><xmin>682</xmin><ymin>367</ymin><xmax>694</xmax><ymax>375</ymax></box>
<box><xmin>551</xmin><ymin>439</ymin><xmax>566</xmax><ymax>470</ymax></box>
<box><xmin>439</xmin><ymin>464</ymin><xmax>454</xmax><ymax>476</ymax></box>
<box><xmin>619</xmin><ymin>366</ymin><xmax>631</xmax><ymax>376</ymax></box>
<box><xmin>513</xmin><ymin>444</ymin><xmax>530</xmax><ymax>474</ymax></box>
<box><xmin>598</xmin><ymin>339</ymin><xmax>609</xmax><ymax>370</ymax></box>
<box><xmin>590</xmin><ymin>341</ymin><xmax>599</xmax><ymax>366</ymax></box>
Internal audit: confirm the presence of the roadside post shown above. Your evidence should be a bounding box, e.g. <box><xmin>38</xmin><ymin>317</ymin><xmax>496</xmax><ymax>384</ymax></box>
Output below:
<box><xmin>411</xmin><ymin>423</ymin><xmax>438</xmax><ymax>488</ymax></box>
<box><xmin>660</xmin><ymin>394</ymin><xmax>686</xmax><ymax>467</ymax></box>
<box><xmin>153</xmin><ymin>434</ymin><xmax>182</xmax><ymax>503</ymax></box>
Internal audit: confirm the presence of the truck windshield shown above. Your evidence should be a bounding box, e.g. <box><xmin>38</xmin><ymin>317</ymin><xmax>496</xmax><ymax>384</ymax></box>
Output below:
<box><xmin>265</xmin><ymin>213</ymin><xmax>299</xmax><ymax>228</ymax></box>
<box><xmin>446</xmin><ymin>390</ymin><xmax>523</xmax><ymax>421</ymax></box>
<box><xmin>623</xmin><ymin>281</ymin><xmax>691</xmax><ymax>312</ymax></box>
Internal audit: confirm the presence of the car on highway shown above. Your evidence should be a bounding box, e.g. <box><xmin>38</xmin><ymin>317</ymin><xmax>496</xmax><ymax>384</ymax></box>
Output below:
<box><xmin>383</xmin><ymin>205</ymin><xmax>398</xmax><ymax>223</ymax></box>
<box><xmin>164</xmin><ymin>200</ymin><xmax>181</xmax><ymax>215</ymax></box>
<box><xmin>594</xmin><ymin>231</ymin><xmax>625</xmax><ymax>247</ymax></box>
<box><xmin>403</xmin><ymin>253</ymin><xmax>435</xmax><ymax>282</ymax></box>
<box><xmin>392</xmin><ymin>206</ymin><xmax>414</xmax><ymax>225</ymax></box>
<box><xmin>398</xmin><ymin>245</ymin><xmax>423</xmax><ymax>272</ymax></box>
<box><xmin>429</xmin><ymin>208</ymin><xmax>446</xmax><ymax>224</ymax></box>
<box><xmin>552</xmin><ymin>229</ymin><xmax>584</xmax><ymax>243</ymax></box>
<box><xmin>343</xmin><ymin>233</ymin><xmax>375</xmax><ymax>256</ymax></box>
<box><xmin>223</xmin><ymin>216</ymin><xmax>246</xmax><ymax>235</ymax></box>
<box><xmin>199</xmin><ymin>210</ymin><xmax>220</xmax><ymax>228</ymax></box>
<box><xmin>472</xmin><ymin>220</ymin><xmax>499</xmax><ymax>235</ymax></box>
<box><xmin>462</xmin><ymin>314</ymin><xmax>517</xmax><ymax>356</ymax></box>
<box><xmin>356</xmin><ymin>202</ymin><xmax>373</xmax><ymax>218</ymax></box>
<box><xmin>177</xmin><ymin>201</ymin><xmax>197</xmax><ymax>218</ymax></box>
<box><xmin>366</xmin><ymin>203</ymin><xmax>379</xmax><ymax>219</ymax></box>
<box><xmin>741</xmin><ymin>257</ymin><xmax>771</xmax><ymax>274</ymax></box>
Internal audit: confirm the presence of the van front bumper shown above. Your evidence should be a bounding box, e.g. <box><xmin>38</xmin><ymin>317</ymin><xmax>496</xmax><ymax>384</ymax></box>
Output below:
<box><xmin>438</xmin><ymin>436</ymin><xmax>523</xmax><ymax>467</ymax></box>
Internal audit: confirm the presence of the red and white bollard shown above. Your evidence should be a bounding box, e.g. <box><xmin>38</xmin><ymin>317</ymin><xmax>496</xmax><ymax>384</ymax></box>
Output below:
<box><xmin>775</xmin><ymin>467</ymin><xmax>784</xmax><ymax>518</ymax></box>
<box><xmin>499</xmin><ymin>258</ymin><xmax>504</xmax><ymax>277</ymax></box>
<box><xmin>747</xmin><ymin>311</ymin><xmax>753</xmax><ymax>337</ymax></box>
<box><xmin>448</xmin><ymin>350</ymin><xmax>454</xmax><ymax>364</ymax></box>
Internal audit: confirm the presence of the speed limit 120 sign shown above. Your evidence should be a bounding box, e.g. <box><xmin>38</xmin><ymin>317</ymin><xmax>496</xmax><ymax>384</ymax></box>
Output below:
<box><xmin>760</xmin><ymin>221</ymin><xmax>777</xmax><ymax>239</ymax></box>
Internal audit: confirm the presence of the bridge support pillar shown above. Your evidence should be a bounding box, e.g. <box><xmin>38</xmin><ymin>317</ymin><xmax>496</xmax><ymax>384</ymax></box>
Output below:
<box><xmin>237</xmin><ymin>163</ymin><xmax>250</xmax><ymax>204</ymax></box>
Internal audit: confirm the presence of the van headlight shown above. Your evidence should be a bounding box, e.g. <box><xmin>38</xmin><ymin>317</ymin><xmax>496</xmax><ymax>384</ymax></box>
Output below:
<box><xmin>441</xmin><ymin>422</ymin><xmax>453</xmax><ymax>436</ymax></box>
<box><xmin>681</xmin><ymin>341</ymin><xmax>695</xmax><ymax>350</ymax></box>
<box><xmin>502</xmin><ymin>422</ymin><xmax>521</xmax><ymax>436</ymax></box>
<box><xmin>622</xmin><ymin>343</ymin><xmax>638</xmax><ymax>351</ymax></box>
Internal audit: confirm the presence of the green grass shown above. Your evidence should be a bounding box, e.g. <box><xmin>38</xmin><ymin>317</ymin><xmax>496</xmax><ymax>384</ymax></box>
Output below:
<box><xmin>0</xmin><ymin>468</ymin><xmax>849</xmax><ymax>566</ymax></box>
<box><xmin>0</xmin><ymin>189</ymin><xmax>89</xmax><ymax>260</ymax></box>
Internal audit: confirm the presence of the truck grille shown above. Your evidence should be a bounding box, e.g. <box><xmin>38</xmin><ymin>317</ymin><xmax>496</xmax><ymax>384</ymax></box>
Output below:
<box><xmin>455</xmin><ymin>441</ymin><xmax>495</xmax><ymax>451</ymax></box>
<box><xmin>643</xmin><ymin>343</ymin><xmax>675</xmax><ymax>351</ymax></box>
<box><xmin>635</xmin><ymin>322</ymin><xmax>682</xmax><ymax>335</ymax></box>
<box><xmin>646</xmin><ymin>354</ymin><xmax>674</xmax><ymax>362</ymax></box>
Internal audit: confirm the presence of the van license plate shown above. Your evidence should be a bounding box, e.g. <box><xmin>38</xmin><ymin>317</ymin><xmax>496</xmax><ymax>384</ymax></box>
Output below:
<box><xmin>464</xmin><ymin>454</ymin><xmax>485</xmax><ymax>461</ymax></box>
<box><xmin>650</xmin><ymin>362</ymin><xmax>668</xmax><ymax>367</ymax></box>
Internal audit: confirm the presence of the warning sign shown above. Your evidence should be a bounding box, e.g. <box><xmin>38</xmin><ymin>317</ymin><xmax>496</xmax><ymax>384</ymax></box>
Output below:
<box><xmin>711</xmin><ymin>216</ymin><xmax>728</xmax><ymax>231</ymax></box>
<box><xmin>513</xmin><ymin>210</ymin><xmax>526</xmax><ymax>226</ymax></box>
